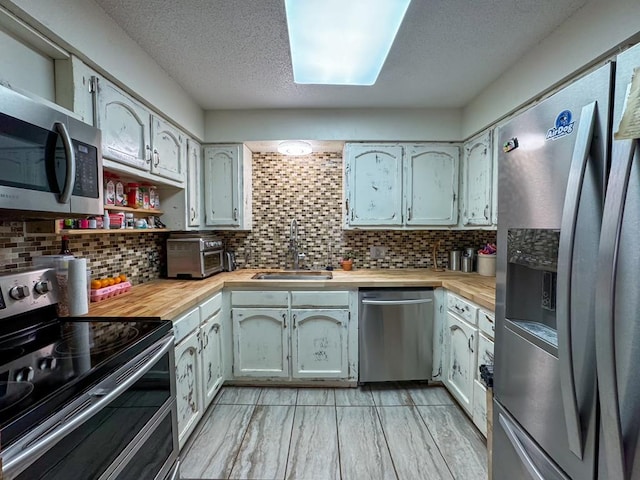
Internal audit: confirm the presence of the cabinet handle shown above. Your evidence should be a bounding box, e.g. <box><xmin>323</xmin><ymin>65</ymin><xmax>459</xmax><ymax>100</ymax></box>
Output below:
<box><xmin>153</xmin><ymin>149</ymin><xmax>159</xmax><ymax>167</ymax></box>
<box><xmin>407</xmin><ymin>207</ymin><xmax>412</xmax><ymax>221</ymax></box>
<box><xmin>233</xmin><ymin>208</ymin><xmax>238</xmax><ymax>221</ymax></box>
<box><xmin>197</xmin><ymin>331</ymin><xmax>202</xmax><ymax>353</ymax></box>
<box><xmin>145</xmin><ymin>145</ymin><xmax>152</xmax><ymax>164</ymax></box>
<box><xmin>350</xmin><ymin>209</ymin><xmax>354</xmax><ymax>221</ymax></box>
<box><xmin>293</xmin><ymin>313</ymin><xmax>297</xmax><ymax>329</ymax></box>
<box><xmin>484</xmin><ymin>204</ymin><xmax>489</xmax><ymax>220</ymax></box>
<box><xmin>468</xmin><ymin>334</ymin><xmax>474</xmax><ymax>353</ymax></box>
<box><xmin>190</xmin><ymin>207</ymin><xmax>196</xmax><ymax>222</ymax></box>
<box><xmin>282</xmin><ymin>313</ymin><xmax>287</xmax><ymax>329</ymax></box>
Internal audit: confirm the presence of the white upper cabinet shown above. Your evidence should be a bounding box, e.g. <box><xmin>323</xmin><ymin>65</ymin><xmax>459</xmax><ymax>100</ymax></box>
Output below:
<box><xmin>461</xmin><ymin>130</ymin><xmax>493</xmax><ymax>226</ymax></box>
<box><xmin>203</xmin><ymin>144</ymin><xmax>252</xmax><ymax>230</ymax></box>
<box><xmin>187</xmin><ymin>139</ymin><xmax>202</xmax><ymax>228</ymax></box>
<box><xmin>151</xmin><ymin>115</ymin><xmax>186</xmax><ymax>182</ymax></box>
<box><xmin>405</xmin><ymin>144</ymin><xmax>459</xmax><ymax>226</ymax></box>
<box><xmin>345</xmin><ymin>144</ymin><xmax>403</xmax><ymax>226</ymax></box>
<box><xmin>94</xmin><ymin>78</ymin><xmax>152</xmax><ymax>171</ymax></box>
<box><xmin>93</xmin><ymin>75</ymin><xmax>186</xmax><ymax>186</ymax></box>
<box><xmin>344</xmin><ymin>143</ymin><xmax>460</xmax><ymax>229</ymax></box>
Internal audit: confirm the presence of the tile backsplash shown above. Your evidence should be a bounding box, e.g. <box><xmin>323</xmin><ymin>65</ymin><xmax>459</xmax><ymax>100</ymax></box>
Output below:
<box><xmin>0</xmin><ymin>151</ymin><xmax>496</xmax><ymax>280</ymax></box>
<box><xmin>0</xmin><ymin>221</ymin><xmax>164</xmax><ymax>284</ymax></box>
<box><xmin>220</xmin><ymin>152</ymin><xmax>496</xmax><ymax>270</ymax></box>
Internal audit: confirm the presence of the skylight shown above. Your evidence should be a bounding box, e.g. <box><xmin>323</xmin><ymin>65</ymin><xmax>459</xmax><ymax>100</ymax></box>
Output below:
<box><xmin>284</xmin><ymin>0</ymin><xmax>411</xmax><ymax>86</ymax></box>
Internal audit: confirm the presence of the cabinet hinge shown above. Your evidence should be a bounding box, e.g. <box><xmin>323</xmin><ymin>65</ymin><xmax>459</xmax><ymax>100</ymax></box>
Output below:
<box><xmin>89</xmin><ymin>76</ymin><xmax>98</xmax><ymax>94</ymax></box>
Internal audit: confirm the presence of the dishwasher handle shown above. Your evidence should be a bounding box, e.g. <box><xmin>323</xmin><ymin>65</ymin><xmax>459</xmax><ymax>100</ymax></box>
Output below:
<box><xmin>361</xmin><ymin>298</ymin><xmax>433</xmax><ymax>306</ymax></box>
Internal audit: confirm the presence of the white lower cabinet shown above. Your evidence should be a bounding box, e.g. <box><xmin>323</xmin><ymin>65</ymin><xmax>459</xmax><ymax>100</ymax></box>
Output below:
<box><xmin>200</xmin><ymin>306</ymin><xmax>224</xmax><ymax>408</ymax></box>
<box><xmin>173</xmin><ymin>292</ymin><xmax>225</xmax><ymax>450</ymax></box>
<box><xmin>174</xmin><ymin>328</ymin><xmax>203</xmax><ymax>449</ymax></box>
<box><xmin>230</xmin><ymin>290</ymin><xmax>355</xmax><ymax>382</ymax></box>
<box><xmin>233</xmin><ymin>308</ymin><xmax>289</xmax><ymax>377</ymax></box>
<box><xmin>444</xmin><ymin>311</ymin><xmax>477</xmax><ymax>414</ymax></box>
<box><xmin>440</xmin><ymin>291</ymin><xmax>494</xmax><ymax>438</ymax></box>
<box><xmin>291</xmin><ymin>309</ymin><xmax>349</xmax><ymax>378</ymax></box>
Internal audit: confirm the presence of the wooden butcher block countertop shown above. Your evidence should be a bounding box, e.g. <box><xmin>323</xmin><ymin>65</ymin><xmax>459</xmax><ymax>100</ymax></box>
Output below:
<box><xmin>87</xmin><ymin>269</ymin><xmax>496</xmax><ymax>320</ymax></box>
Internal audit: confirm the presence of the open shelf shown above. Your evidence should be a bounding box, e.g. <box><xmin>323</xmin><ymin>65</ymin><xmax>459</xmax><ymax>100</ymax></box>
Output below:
<box><xmin>58</xmin><ymin>228</ymin><xmax>169</xmax><ymax>235</ymax></box>
<box><xmin>104</xmin><ymin>205</ymin><xmax>164</xmax><ymax>215</ymax></box>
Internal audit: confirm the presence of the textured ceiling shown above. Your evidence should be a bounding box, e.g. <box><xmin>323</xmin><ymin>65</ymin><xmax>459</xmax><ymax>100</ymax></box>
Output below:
<box><xmin>93</xmin><ymin>0</ymin><xmax>588</xmax><ymax>111</ymax></box>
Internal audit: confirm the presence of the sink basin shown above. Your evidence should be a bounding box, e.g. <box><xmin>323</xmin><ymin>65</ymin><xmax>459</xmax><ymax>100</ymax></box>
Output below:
<box><xmin>251</xmin><ymin>271</ymin><xmax>333</xmax><ymax>280</ymax></box>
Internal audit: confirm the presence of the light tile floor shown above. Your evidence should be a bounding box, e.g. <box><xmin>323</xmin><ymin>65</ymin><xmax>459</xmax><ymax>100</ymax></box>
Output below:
<box><xmin>180</xmin><ymin>383</ymin><xmax>487</xmax><ymax>480</ymax></box>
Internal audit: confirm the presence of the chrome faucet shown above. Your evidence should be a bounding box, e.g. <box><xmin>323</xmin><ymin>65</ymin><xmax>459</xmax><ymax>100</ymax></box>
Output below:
<box><xmin>289</xmin><ymin>219</ymin><xmax>304</xmax><ymax>269</ymax></box>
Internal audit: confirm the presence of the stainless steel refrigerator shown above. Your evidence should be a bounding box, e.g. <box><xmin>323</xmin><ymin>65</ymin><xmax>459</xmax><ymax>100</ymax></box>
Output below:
<box><xmin>493</xmin><ymin>41</ymin><xmax>640</xmax><ymax>480</ymax></box>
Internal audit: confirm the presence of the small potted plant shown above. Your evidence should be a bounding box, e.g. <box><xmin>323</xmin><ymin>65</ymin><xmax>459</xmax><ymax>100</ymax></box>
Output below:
<box><xmin>340</xmin><ymin>253</ymin><xmax>354</xmax><ymax>271</ymax></box>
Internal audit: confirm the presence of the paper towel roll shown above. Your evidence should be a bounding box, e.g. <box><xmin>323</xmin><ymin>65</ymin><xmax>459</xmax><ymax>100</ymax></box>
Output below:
<box><xmin>68</xmin><ymin>258</ymin><xmax>89</xmax><ymax>316</ymax></box>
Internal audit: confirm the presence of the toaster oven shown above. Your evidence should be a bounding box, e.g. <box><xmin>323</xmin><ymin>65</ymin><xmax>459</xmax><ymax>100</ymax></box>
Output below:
<box><xmin>166</xmin><ymin>233</ymin><xmax>224</xmax><ymax>279</ymax></box>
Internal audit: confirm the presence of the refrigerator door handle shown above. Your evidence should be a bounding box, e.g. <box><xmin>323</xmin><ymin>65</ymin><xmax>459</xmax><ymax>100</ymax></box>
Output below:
<box><xmin>499</xmin><ymin>413</ymin><xmax>546</xmax><ymax>480</ymax></box>
<box><xmin>595</xmin><ymin>138</ymin><xmax>637</xmax><ymax>480</ymax></box>
<box><xmin>556</xmin><ymin>101</ymin><xmax>597</xmax><ymax>459</ymax></box>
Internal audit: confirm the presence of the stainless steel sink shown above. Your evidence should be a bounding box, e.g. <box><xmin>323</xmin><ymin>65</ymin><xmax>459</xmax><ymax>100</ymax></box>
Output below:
<box><xmin>251</xmin><ymin>271</ymin><xmax>333</xmax><ymax>280</ymax></box>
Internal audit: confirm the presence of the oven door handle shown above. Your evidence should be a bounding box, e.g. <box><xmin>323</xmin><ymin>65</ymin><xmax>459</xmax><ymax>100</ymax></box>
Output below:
<box><xmin>2</xmin><ymin>334</ymin><xmax>174</xmax><ymax>479</ymax></box>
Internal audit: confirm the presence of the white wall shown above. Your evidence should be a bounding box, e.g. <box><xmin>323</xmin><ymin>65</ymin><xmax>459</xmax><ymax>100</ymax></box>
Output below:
<box><xmin>205</xmin><ymin>108</ymin><xmax>462</xmax><ymax>143</ymax></box>
<box><xmin>0</xmin><ymin>0</ymin><xmax>204</xmax><ymax>139</ymax></box>
<box><xmin>462</xmin><ymin>0</ymin><xmax>640</xmax><ymax>138</ymax></box>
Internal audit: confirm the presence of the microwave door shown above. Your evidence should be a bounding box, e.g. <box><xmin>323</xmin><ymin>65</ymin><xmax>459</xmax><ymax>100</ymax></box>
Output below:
<box><xmin>0</xmin><ymin>111</ymin><xmax>72</xmax><ymax>216</ymax></box>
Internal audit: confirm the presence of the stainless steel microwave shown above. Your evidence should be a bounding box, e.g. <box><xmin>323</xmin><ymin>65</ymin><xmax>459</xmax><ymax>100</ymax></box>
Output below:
<box><xmin>0</xmin><ymin>85</ymin><xmax>103</xmax><ymax>218</ymax></box>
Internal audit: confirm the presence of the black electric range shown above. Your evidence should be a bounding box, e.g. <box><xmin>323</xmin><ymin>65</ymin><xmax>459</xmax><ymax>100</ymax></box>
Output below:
<box><xmin>0</xmin><ymin>268</ymin><xmax>178</xmax><ymax>480</ymax></box>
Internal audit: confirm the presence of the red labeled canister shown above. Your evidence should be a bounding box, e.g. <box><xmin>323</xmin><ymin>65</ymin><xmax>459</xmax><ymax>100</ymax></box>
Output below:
<box><xmin>126</xmin><ymin>183</ymin><xmax>143</xmax><ymax>208</ymax></box>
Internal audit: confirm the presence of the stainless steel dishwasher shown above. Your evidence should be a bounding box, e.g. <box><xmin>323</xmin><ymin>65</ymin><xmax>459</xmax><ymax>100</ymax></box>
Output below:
<box><xmin>359</xmin><ymin>288</ymin><xmax>434</xmax><ymax>382</ymax></box>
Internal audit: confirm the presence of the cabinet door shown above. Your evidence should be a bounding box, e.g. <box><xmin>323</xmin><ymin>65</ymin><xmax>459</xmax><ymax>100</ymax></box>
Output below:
<box><xmin>462</xmin><ymin>131</ymin><xmax>493</xmax><ymax>226</ymax></box>
<box><xmin>94</xmin><ymin>79</ymin><xmax>151</xmax><ymax>170</ymax></box>
<box><xmin>444</xmin><ymin>312</ymin><xmax>476</xmax><ymax>414</ymax></box>
<box><xmin>151</xmin><ymin>116</ymin><xmax>185</xmax><ymax>182</ymax></box>
<box><xmin>232</xmin><ymin>308</ymin><xmax>289</xmax><ymax>377</ymax></box>
<box><xmin>405</xmin><ymin>145</ymin><xmax>459</xmax><ymax>226</ymax></box>
<box><xmin>291</xmin><ymin>309</ymin><xmax>349</xmax><ymax>379</ymax></box>
<box><xmin>345</xmin><ymin>144</ymin><xmax>403</xmax><ymax>226</ymax></box>
<box><xmin>203</xmin><ymin>145</ymin><xmax>240</xmax><ymax>227</ymax></box>
<box><xmin>201</xmin><ymin>311</ymin><xmax>223</xmax><ymax>409</ymax></box>
<box><xmin>472</xmin><ymin>379</ymin><xmax>488</xmax><ymax>437</ymax></box>
<box><xmin>187</xmin><ymin>139</ymin><xmax>202</xmax><ymax>227</ymax></box>
<box><xmin>476</xmin><ymin>331</ymin><xmax>494</xmax><ymax>381</ymax></box>
<box><xmin>174</xmin><ymin>330</ymin><xmax>203</xmax><ymax>449</ymax></box>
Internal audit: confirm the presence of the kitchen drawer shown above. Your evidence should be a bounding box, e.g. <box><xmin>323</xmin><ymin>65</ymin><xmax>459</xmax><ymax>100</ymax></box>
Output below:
<box><xmin>447</xmin><ymin>292</ymin><xmax>478</xmax><ymax>325</ymax></box>
<box><xmin>173</xmin><ymin>307</ymin><xmax>200</xmax><ymax>344</ymax></box>
<box><xmin>478</xmin><ymin>308</ymin><xmax>495</xmax><ymax>338</ymax></box>
<box><xmin>291</xmin><ymin>291</ymin><xmax>350</xmax><ymax>308</ymax></box>
<box><xmin>231</xmin><ymin>290</ymin><xmax>289</xmax><ymax>307</ymax></box>
<box><xmin>200</xmin><ymin>292</ymin><xmax>222</xmax><ymax>320</ymax></box>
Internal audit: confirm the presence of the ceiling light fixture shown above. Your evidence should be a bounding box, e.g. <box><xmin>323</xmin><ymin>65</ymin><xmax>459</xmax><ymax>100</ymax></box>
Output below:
<box><xmin>277</xmin><ymin>140</ymin><xmax>313</xmax><ymax>156</ymax></box>
<box><xmin>284</xmin><ymin>0</ymin><xmax>411</xmax><ymax>86</ymax></box>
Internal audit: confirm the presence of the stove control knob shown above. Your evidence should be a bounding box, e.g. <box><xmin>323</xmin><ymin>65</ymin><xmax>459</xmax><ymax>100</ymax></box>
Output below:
<box><xmin>9</xmin><ymin>285</ymin><xmax>30</xmax><ymax>300</ymax></box>
<box><xmin>39</xmin><ymin>357</ymin><xmax>58</xmax><ymax>371</ymax></box>
<box><xmin>34</xmin><ymin>280</ymin><xmax>52</xmax><ymax>295</ymax></box>
<box><xmin>15</xmin><ymin>366</ymin><xmax>34</xmax><ymax>382</ymax></box>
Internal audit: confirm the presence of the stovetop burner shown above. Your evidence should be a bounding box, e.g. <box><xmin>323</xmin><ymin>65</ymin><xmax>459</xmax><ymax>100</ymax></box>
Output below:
<box><xmin>54</xmin><ymin>324</ymin><xmax>140</xmax><ymax>358</ymax></box>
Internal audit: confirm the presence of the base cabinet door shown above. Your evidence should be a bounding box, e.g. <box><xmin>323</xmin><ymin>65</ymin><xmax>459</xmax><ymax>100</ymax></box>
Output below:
<box><xmin>444</xmin><ymin>312</ymin><xmax>476</xmax><ymax>414</ymax></box>
<box><xmin>174</xmin><ymin>330</ymin><xmax>203</xmax><ymax>449</ymax></box>
<box><xmin>291</xmin><ymin>309</ymin><xmax>349</xmax><ymax>379</ymax></box>
<box><xmin>201</xmin><ymin>311</ymin><xmax>224</xmax><ymax>409</ymax></box>
<box><xmin>232</xmin><ymin>308</ymin><xmax>289</xmax><ymax>377</ymax></box>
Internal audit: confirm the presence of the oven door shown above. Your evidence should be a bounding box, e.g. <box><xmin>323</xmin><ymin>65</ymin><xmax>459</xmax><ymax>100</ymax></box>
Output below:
<box><xmin>2</xmin><ymin>334</ymin><xmax>178</xmax><ymax>480</ymax></box>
